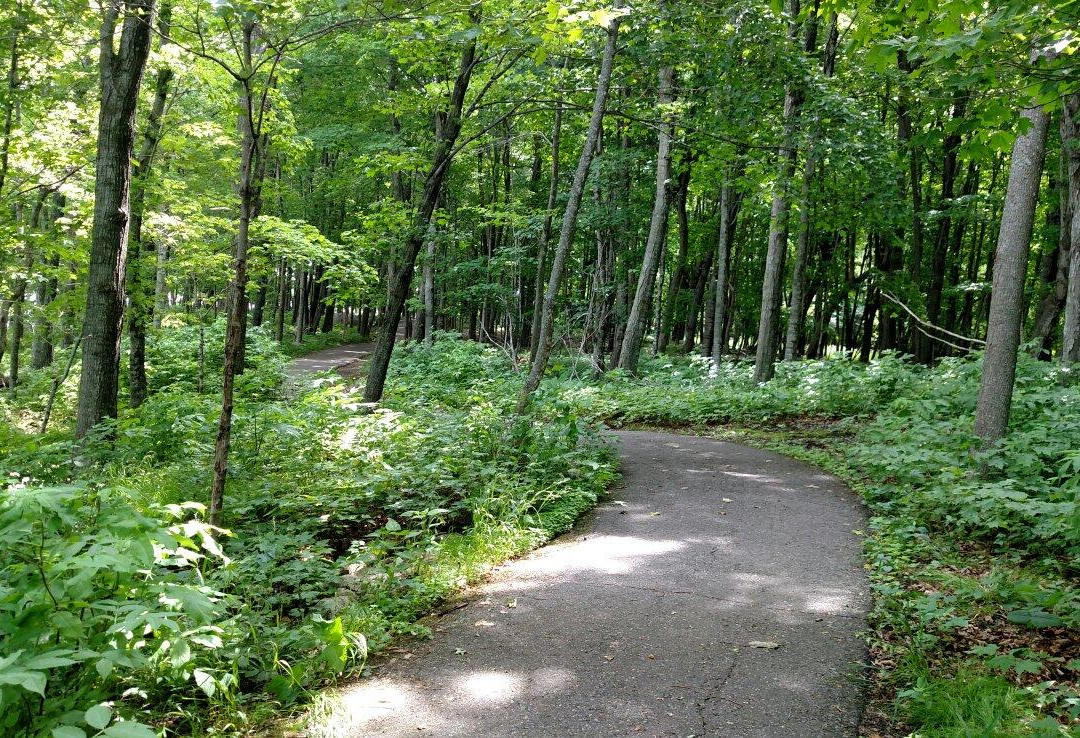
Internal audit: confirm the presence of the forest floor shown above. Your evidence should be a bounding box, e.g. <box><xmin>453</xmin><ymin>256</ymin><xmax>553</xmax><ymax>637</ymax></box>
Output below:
<box><xmin>285</xmin><ymin>344</ymin><xmax>870</xmax><ymax>738</ymax></box>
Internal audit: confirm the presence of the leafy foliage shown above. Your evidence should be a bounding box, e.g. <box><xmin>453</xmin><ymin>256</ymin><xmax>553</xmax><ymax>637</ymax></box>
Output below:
<box><xmin>0</xmin><ymin>336</ymin><xmax>615</xmax><ymax>734</ymax></box>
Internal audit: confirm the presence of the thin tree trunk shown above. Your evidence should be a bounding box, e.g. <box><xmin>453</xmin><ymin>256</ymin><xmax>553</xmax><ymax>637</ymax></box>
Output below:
<box><xmin>659</xmin><ymin>163</ymin><xmax>692</xmax><ymax>353</ymax></box>
<box><xmin>0</xmin><ymin>0</ymin><xmax>20</xmax><ymax>199</ymax></box>
<box><xmin>1063</xmin><ymin>92</ymin><xmax>1080</xmax><ymax>364</ymax></box>
<box><xmin>364</xmin><ymin>21</ymin><xmax>479</xmax><ymax>403</ymax></box>
<box><xmin>711</xmin><ymin>182</ymin><xmax>741</xmax><ymax>363</ymax></box>
<box><xmin>753</xmin><ymin>0</ymin><xmax>802</xmax><ymax>383</ymax></box>
<box><xmin>518</xmin><ymin>7</ymin><xmax>621</xmax><ymax>410</ymax></box>
<box><xmin>529</xmin><ymin>83</ymin><xmax>564</xmax><ymax>361</ymax></box>
<box><xmin>618</xmin><ymin>12</ymin><xmax>675</xmax><ymax>371</ymax></box>
<box><xmin>424</xmin><ymin>222</ymin><xmax>436</xmax><ymax>345</ymax></box>
<box><xmin>209</xmin><ymin>20</ymin><xmax>262</xmax><ymax>527</ymax></box>
<box><xmin>31</xmin><ymin>253</ymin><xmax>59</xmax><ymax>369</ymax></box>
<box><xmin>784</xmin><ymin>13</ymin><xmax>837</xmax><ymax>361</ymax></box>
<box><xmin>127</xmin><ymin>4</ymin><xmax>173</xmax><ymax>408</ymax></box>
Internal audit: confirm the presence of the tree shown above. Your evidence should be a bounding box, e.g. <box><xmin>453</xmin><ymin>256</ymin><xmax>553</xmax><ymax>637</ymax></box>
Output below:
<box><xmin>973</xmin><ymin>84</ymin><xmax>1050</xmax><ymax>445</ymax></box>
<box><xmin>75</xmin><ymin>0</ymin><xmax>156</xmax><ymax>438</ymax></box>
<box><xmin>752</xmin><ymin>0</ymin><xmax>802</xmax><ymax>383</ymax></box>
<box><xmin>518</xmin><ymin>3</ymin><xmax>622</xmax><ymax>411</ymax></box>
<box><xmin>617</xmin><ymin>0</ymin><xmax>675</xmax><ymax>372</ymax></box>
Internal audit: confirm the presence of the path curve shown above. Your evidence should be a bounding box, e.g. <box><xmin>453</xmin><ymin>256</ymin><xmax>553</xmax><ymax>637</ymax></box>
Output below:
<box><xmin>285</xmin><ymin>354</ymin><xmax>871</xmax><ymax>738</ymax></box>
<box><xmin>283</xmin><ymin>341</ymin><xmax>378</xmax><ymax>382</ymax></box>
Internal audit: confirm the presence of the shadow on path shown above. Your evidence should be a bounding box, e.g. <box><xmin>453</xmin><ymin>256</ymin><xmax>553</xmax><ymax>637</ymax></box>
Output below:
<box><xmin>312</xmin><ymin>431</ymin><xmax>869</xmax><ymax>737</ymax></box>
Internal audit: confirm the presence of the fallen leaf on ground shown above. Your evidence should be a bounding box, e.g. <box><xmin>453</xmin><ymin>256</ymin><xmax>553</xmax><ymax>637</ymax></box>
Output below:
<box><xmin>748</xmin><ymin>641</ymin><xmax>781</xmax><ymax>650</ymax></box>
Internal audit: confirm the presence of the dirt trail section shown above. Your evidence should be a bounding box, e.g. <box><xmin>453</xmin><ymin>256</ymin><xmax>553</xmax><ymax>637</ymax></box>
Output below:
<box><xmin>313</xmin><ymin>430</ymin><xmax>869</xmax><ymax>737</ymax></box>
<box><xmin>283</xmin><ymin>342</ymin><xmax>376</xmax><ymax>383</ymax></box>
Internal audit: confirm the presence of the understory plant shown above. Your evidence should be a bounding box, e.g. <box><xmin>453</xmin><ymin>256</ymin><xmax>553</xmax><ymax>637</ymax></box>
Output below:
<box><xmin>0</xmin><ymin>333</ymin><xmax>615</xmax><ymax>735</ymax></box>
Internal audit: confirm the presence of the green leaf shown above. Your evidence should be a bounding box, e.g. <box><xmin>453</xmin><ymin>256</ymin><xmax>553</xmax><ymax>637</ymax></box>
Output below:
<box><xmin>85</xmin><ymin>704</ymin><xmax>113</xmax><ymax>730</ymax></box>
<box><xmin>101</xmin><ymin>722</ymin><xmax>158</xmax><ymax>738</ymax></box>
<box><xmin>1007</xmin><ymin>608</ymin><xmax>1063</xmax><ymax>628</ymax></box>
<box><xmin>51</xmin><ymin>727</ymin><xmax>87</xmax><ymax>738</ymax></box>
<box><xmin>0</xmin><ymin>669</ymin><xmax>47</xmax><ymax>695</ymax></box>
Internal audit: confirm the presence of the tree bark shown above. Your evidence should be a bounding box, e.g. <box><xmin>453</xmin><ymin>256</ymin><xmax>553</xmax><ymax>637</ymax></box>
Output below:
<box><xmin>0</xmin><ymin>0</ymin><xmax>20</xmax><ymax>199</ymax></box>
<box><xmin>753</xmin><ymin>0</ymin><xmax>801</xmax><ymax>383</ymax></box>
<box><xmin>1063</xmin><ymin>92</ymin><xmax>1080</xmax><ymax>364</ymax></box>
<box><xmin>76</xmin><ymin>0</ymin><xmax>155</xmax><ymax>438</ymax></box>
<box><xmin>711</xmin><ymin>181</ymin><xmax>741</xmax><ymax>362</ymax></box>
<box><xmin>364</xmin><ymin>19</ymin><xmax>479</xmax><ymax>403</ymax></box>
<box><xmin>784</xmin><ymin>12</ymin><xmax>837</xmax><ymax>361</ymax></box>
<box><xmin>518</xmin><ymin>7</ymin><xmax>621</xmax><ymax>410</ymax></box>
<box><xmin>659</xmin><ymin>163</ymin><xmax>692</xmax><ymax>353</ymax></box>
<box><xmin>529</xmin><ymin>81</ymin><xmax>564</xmax><ymax>361</ymax></box>
<box><xmin>618</xmin><ymin>11</ymin><xmax>675</xmax><ymax>372</ymax></box>
<box><xmin>210</xmin><ymin>19</ymin><xmax>262</xmax><ymax>527</ymax></box>
<box><xmin>974</xmin><ymin>101</ymin><xmax>1049</xmax><ymax>445</ymax></box>
<box><xmin>127</xmin><ymin>3</ymin><xmax>173</xmax><ymax>409</ymax></box>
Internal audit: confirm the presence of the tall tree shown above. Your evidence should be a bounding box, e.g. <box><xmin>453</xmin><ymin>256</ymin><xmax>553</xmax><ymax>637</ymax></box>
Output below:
<box><xmin>618</xmin><ymin>0</ymin><xmax>675</xmax><ymax>371</ymax></box>
<box><xmin>518</xmin><ymin>3</ymin><xmax>621</xmax><ymax>411</ymax></box>
<box><xmin>127</xmin><ymin>2</ymin><xmax>174</xmax><ymax>408</ymax></box>
<box><xmin>363</xmin><ymin>12</ymin><xmax>479</xmax><ymax>403</ymax></box>
<box><xmin>75</xmin><ymin>0</ymin><xmax>156</xmax><ymax>438</ymax></box>
<box><xmin>753</xmin><ymin>0</ymin><xmax>801</xmax><ymax>383</ymax></box>
<box><xmin>973</xmin><ymin>91</ymin><xmax>1050</xmax><ymax>445</ymax></box>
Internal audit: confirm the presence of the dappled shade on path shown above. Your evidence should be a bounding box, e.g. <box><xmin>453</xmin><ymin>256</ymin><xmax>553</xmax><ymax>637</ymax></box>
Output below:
<box><xmin>314</xmin><ymin>431</ymin><xmax>869</xmax><ymax>737</ymax></box>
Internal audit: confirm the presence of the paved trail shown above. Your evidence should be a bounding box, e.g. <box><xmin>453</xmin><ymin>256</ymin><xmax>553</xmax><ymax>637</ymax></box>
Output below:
<box><xmin>290</xmin><ymin>347</ymin><xmax>870</xmax><ymax>737</ymax></box>
<box><xmin>284</xmin><ymin>341</ymin><xmax>377</xmax><ymax>382</ymax></box>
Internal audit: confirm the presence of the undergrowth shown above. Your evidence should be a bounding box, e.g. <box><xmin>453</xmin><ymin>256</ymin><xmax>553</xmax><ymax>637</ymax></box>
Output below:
<box><xmin>0</xmin><ymin>330</ymin><xmax>614</xmax><ymax>736</ymax></box>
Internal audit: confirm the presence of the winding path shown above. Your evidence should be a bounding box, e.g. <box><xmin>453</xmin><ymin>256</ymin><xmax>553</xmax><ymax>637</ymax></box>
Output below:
<box><xmin>290</xmin><ymin>346</ymin><xmax>870</xmax><ymax>737</ymax></box>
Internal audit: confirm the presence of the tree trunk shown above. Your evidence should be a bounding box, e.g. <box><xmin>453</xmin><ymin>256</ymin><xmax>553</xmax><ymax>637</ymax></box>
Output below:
<box><xmin>518</xmin><ymin>7</ymin><xmax>621</xmax><ymax>410</ymax></box>
<box><xmin>1063</xmin><ymin>92</ymin><xmax>1080</xmax><ymax>364</ymax></box>
<box><xmin>753</xmin><ymin>0</ymin><xmax>802</xmax><ymax>383</ymax></box>
<box><xmin>784</xmin><ymin>13</ymin><xmax>837</xmax><ymax>361</ymax></box>
<box><xmin>918</xmin><ymin>93</ymin><xmax>968</xmax><ymax>363</ymax></box>
<box><xmin>711</xmin><ymin>181</ymin><xmax>741</xmax><ymax>363</ymax></box>
<box><xmin>31</xmin><ymin>254</ymin><xmax>59</xmax><ymax>369</ymax></box>
<box><xmin>0</xmin><ymin>0</ymin><xmax>20</xmax><ymax>199</ymax></box>
<box><xmin>127</xmin><ymin>4</ymin><xmax>173</xmax><ymax>409</ymax></box>
<box><xmin>364</xmin><ymin>21</ymin><xmax>479</xmax><ymax>403</ymax></box>
<box><xmin>423</xmin><ymin>222</ymin><xmax>436</xmax><ymax>345</ymax></box>
<box><xmin>209</xmin><ymin>19</ymin><xmax>261</xmax><ymax>527</ymax></box>
<box><xmin>529</xmin><ymin>83</ymin><xmax>564</xmax><ymax>361</ymax></box>
<box><xmin>974</xmin><ymin>100</ymin><xmax>1049</xmax><ymax>445</ymax></box>
<box><xmin>659</xmin><ymin>163</ymin><xmax>692</xmax><ymax>353</ymax></box>
<box><xmin>76</xmin><ymin>0</ymin><xmax>155</xmax><ymax>437</ymax></box>
<box><xmin>618</xmin><ymin>15</ymin><xmax>675</xmax><ymax>372</ymax></box>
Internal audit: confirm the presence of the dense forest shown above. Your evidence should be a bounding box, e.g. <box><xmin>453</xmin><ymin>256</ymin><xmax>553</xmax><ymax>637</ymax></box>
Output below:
<box><xmin>2</xmin><ymin>0</ymin><xmax>1080</xmax><ymax>735</ymax></box>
